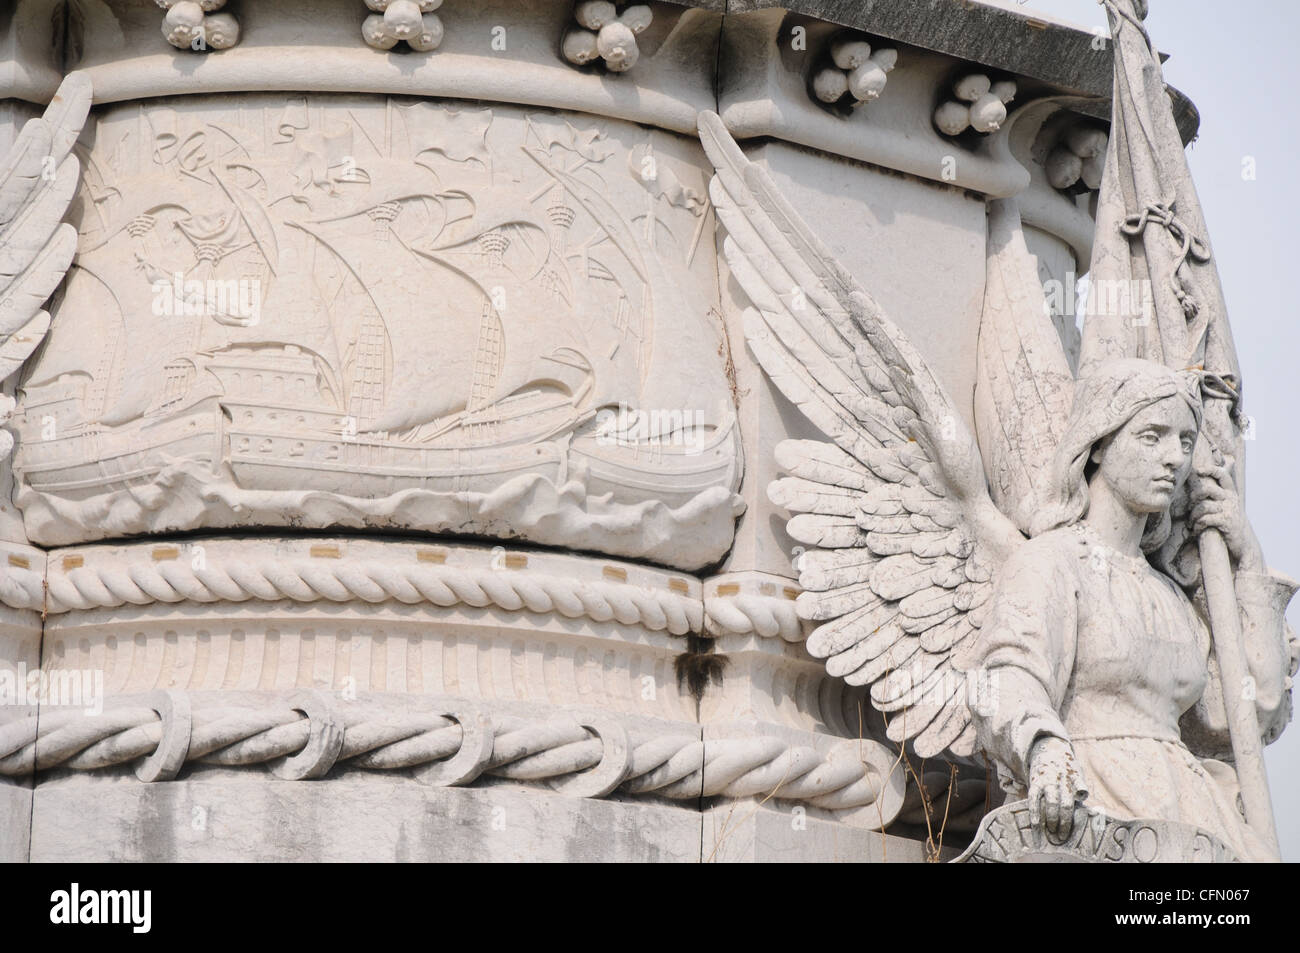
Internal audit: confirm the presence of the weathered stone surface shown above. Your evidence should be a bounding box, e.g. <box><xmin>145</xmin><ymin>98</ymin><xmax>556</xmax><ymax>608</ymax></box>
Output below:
<box><xmin>704</xmin><ymin>800</ymin><xmax>958</xmax><ymax>863</ymax></box>
<box><xmin>1</xmin><ymin>0</ymin><xmax>1288</xmax><ymax>866</ymax></box>
<box><xmin>955</xmin><ymin>800</ymin><xmax>1240</xmax><ymax>863</ymax></box>
<box><xmin>719</xmin><ymin>0</ymin><xmax>1198</xmax><ymax>140</ymax></box>
<box><xmin>697</xmin><ymin>0</ymin><xmax>1295</xmax><ymax>864</ymax></box>
<box><xmin>0</xmin><ymin>785</ymin><xmax>32</xmax><ymax>862</ymax></box>
<box><xmin>30</xmin><ymin>773</ymin><xmax>703</xmax><ymax>862</ymax></box>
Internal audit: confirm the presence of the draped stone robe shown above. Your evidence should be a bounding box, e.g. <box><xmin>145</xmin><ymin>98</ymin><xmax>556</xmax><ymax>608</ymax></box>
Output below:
<box><xmin>968</xmin><ymin>522</ymin><xmax>1297</xmax><ymax>861</ymax></box>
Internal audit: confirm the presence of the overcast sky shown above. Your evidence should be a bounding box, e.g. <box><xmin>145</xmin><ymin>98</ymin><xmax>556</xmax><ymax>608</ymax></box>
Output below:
<box><xmin>1016</xmin><ymin>0</ymin><xmax>1300</xmax><ymax>861</ymax></box>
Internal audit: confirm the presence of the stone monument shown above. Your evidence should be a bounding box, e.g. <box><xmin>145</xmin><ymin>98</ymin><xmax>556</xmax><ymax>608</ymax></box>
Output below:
<box><xmin>0</xmin><ymin>0</ymin><xmax>1292</xmax><ymax>862</ymax></box>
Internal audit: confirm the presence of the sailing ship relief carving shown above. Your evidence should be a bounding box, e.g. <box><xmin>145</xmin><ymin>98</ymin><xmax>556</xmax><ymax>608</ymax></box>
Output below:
<box><xmin>10</xmin><ymin>95</ymin><xmax>743</xmax><ymax>570</ymax></box>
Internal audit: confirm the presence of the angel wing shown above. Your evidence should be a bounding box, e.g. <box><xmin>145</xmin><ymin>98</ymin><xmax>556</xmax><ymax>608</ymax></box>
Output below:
<box><xmin>0</xmin><ymin>73</ymin><xmax>92</xmax><ymax>409</ymax></box>
<box><xmin>976</xmin><ymin>199</ymin><xmax>1075</xmax><ymax>536</ymax></box>
<box><xmin>698</xmin><ymin>111</ymin><xmax>1031</xmax><ymax>758</ymax></box>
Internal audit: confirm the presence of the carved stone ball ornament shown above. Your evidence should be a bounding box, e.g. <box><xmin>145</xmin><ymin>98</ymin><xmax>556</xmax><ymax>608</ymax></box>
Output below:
<box><xmin>155</xmin><ymin>0</ymin><xmax>240</xmax><ymax>51</ymax></box>
<box><xmin>811</xmin><ymin>32</ymin><xmax>899</xmax><ymax>108</ymax></box>
<box><xmin>1046</xmin><ymin>124</ymin><xmax>1110</xmax><ymax>193</ymax></box>
<box><xmin>562</xmin><ymin>1</ymin><xmax>653</xmax><ymax>72</ymax></box>
<box><xmin>933</xmin><ymin>73</ymin><xmax>1017</xmax><ymax>136</ymax></box>
<box><xmin>361</xmin><ymin>0</ymin><xmax>445</xmax><ymax>52</ymax></box>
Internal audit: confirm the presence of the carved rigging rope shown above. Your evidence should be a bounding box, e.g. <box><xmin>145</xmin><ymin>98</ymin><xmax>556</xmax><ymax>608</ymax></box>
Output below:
<box><xmin>1098</xmin><ymin>0</ymin><xmax>1214</xmax><ymax>322</ymax></box>
<box><xmin>1099</xmin><ymin>0</ymin><xmax>1150</xmax><ymax>48</ymax></box>
<box><xmin>1119</xmin><ymin>200</ymin><xmax>1211</xmax><ymax>319</ymax></box>
<box><xmin>0</xmin><ymin>695</ymin><xmax>890</xmax><ymax>811</ymax></box>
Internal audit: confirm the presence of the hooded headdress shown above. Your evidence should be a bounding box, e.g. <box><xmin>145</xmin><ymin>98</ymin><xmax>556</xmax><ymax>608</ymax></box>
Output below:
<box><xmin>1031</xmin><ymin>358</ymin><xmax>1204</xmax><ymax>546</ymax></box>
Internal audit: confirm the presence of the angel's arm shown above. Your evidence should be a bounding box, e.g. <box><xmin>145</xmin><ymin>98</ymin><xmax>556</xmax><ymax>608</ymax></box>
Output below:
<box><xmin>1180</xmin><ymin>461</ymin><xmax>1298</xmax><ymax>750</ymax></box>
<box><xmin>962</xmin><ymin>537</ymin><xmax>1079</xmax><ymax>782</ymax></box>
<box><xmin>1237</xmin><ymin>570</ymin><xmax>1298</xmax><ymax>743</ymax></box>
<box><xmin>1182</xmin><ymin>569</ymin><xmax>1298</xmax><ymax>753</ymax></box>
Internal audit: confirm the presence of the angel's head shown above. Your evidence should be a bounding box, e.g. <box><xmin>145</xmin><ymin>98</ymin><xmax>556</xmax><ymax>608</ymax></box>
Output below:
<box><xmin>1033</xmin><ymin>358</ymin><xmax>1204</xmax><ymax>549</ymax></box>
<box><xmin>1088</xmin><ymin>394</ymin><xmax>1197</xmax><ymax>512</ymax></box>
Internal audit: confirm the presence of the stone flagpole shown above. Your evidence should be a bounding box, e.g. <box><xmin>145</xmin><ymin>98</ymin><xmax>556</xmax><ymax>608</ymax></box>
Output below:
<box><xmin>1080</xmin><ymin>0</ymin><xmax>1280</xmax><ymax>858</ymax></box>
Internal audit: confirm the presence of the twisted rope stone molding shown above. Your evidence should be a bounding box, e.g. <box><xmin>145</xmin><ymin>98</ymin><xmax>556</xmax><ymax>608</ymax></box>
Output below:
<box><xmin>0</xmin><ymin>691</ymin><xmax>906</xmax><ymax>826</ymax></box>
<box><xmin>703</xmin><ymin>572</ymin><xmax>807</xmax><ymax>642</ymax></box>
<box><xmin>0</xmin><ymin>544</ymin><xmax>45</xmax><ymax>613</ymax></box>
<box><xmin>1</xmin><ymin>540</ymin><xmax>813</xmax><ymax>644</ymax></box>
<box><xmin>2</xmin><ymin>538</ymin><xmax>705</xmax><ymax>634</ymax></box>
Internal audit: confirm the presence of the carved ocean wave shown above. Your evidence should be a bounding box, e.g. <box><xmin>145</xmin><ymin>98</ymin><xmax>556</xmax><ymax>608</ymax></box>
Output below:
<box><xmin>15</xmin><ymin>458</ymin><xmax>746</xmax><ymax>572</ymax></box>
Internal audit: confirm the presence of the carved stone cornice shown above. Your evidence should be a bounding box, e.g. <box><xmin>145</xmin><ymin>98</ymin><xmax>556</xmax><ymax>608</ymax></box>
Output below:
<box><xmin>6</xmin><ymin>0</ymin><xmax>1198</xmax><ymax>144</ymax></box>
<box><xmin>29</xmin><ymin>0</ymin><xmax>724</xmax><ymax>136</ymax></box>
<box><xmin>715</xmin><ymin>0</ymin><xmax>1198</xmax><ymax>142</ymax></box>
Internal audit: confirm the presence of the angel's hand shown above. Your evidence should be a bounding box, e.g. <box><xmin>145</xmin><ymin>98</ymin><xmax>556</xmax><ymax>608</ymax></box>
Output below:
<box><xmin>1027</xmin><ymin>735</ymin><xmax>1087</xmax><ymax>840</ymax></box>
<box><xmin>1187</xmin><ymin>457</ymin><xmax>1249</xmax><ymax>564</ymax></box>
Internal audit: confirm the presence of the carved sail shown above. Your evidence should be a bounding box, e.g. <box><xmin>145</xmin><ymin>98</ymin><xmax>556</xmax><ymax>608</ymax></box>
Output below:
<box><xmin>11</xmin><ymin>96</ymin><xmax>743</xmax><ymax>571</ymax></box>
<box><xmin>537</xmin><ymin>153</ymin><xmax>730</xmax><ymax>436</ymax></box>
<box><xmin>291</xmin><ymin>215</ymin><xmax>481</xmax><ymax>430</ymax></box>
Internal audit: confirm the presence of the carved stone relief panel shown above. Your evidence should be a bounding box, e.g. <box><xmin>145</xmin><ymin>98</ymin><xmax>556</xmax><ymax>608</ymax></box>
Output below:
<box><xmin>13</xmin><ymin>94</ymin><xmax>743</xmax><ymax>570</ymax></box>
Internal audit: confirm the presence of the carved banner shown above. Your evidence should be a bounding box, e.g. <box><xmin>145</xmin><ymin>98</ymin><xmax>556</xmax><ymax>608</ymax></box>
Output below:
<box><xmin>953</xmin><ymin>800</ymin><xmax>1240</xmax><ymax>863</ymax></box>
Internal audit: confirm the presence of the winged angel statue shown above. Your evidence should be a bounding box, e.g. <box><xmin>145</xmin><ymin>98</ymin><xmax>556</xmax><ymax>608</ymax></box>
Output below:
<box><xmin>697</xmin><ymin>112</ymin><xmax>1297</xmax><ymax>862</ymax></box>
<box><xmin>0</xmin><ymin>74</ymin><xmax>92</xmax><ymax>460</ymax></box>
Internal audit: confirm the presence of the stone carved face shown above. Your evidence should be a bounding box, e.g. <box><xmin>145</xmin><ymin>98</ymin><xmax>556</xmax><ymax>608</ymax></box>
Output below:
<box><xmin>1089</xmin><ymin>395</ymin><xmax>1198</xmax><ymax>514</ymax></box>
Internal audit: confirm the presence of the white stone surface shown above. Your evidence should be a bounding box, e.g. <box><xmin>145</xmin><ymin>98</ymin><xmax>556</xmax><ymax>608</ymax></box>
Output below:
<box><xmin>30</xmin><ymin>774</ymin><xmax>703</xmax><ymax>862</ymax></box>
<box><xmin>713</xmin><ymin>135</ymin><xmax>989</xmax><ymax>581</ymax></box>
<box><xmin>5</xmin><ymin>0</ymin><xmax>1284</xmax><ymax>865</ymax></box>
<box><xmin>717</xmin><ymin>11</ymin><xmax>1029</xmax><ymax>198</ymax></box>
<box><xmin>699</xmin><ymin>105</ymin><xmax>1296</xmax><ymax>864</ymax></box>
<box><xmin>955</xmin><ymin>799</ymin><xmax>1241</xmax><ymax>863</ymax></box>
<box><xmin>0</xmin><ymin>596</ymin><xmax>40</xmax><ymax>863</ymax></box>
<box><xmin>704</xmin><ymin>801</ymin><xmax>957</xmax><ymax>863</ymax></box>
<box><xmin>10</xmin><ymin>93</ymin><xmax>741</xmax><ymax>570</ymax></box>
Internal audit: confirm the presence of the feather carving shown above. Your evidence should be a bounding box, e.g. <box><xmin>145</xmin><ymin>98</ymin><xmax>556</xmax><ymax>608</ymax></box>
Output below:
<box><xmin>0</xmin><ymin>74</ymin><xmax>93</xmax><ymax>401</ymax></box>
<box><xmin>698</xmin><ymin>110</ymin><xmax>1058</xmax><ymax>760</ymax></box>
